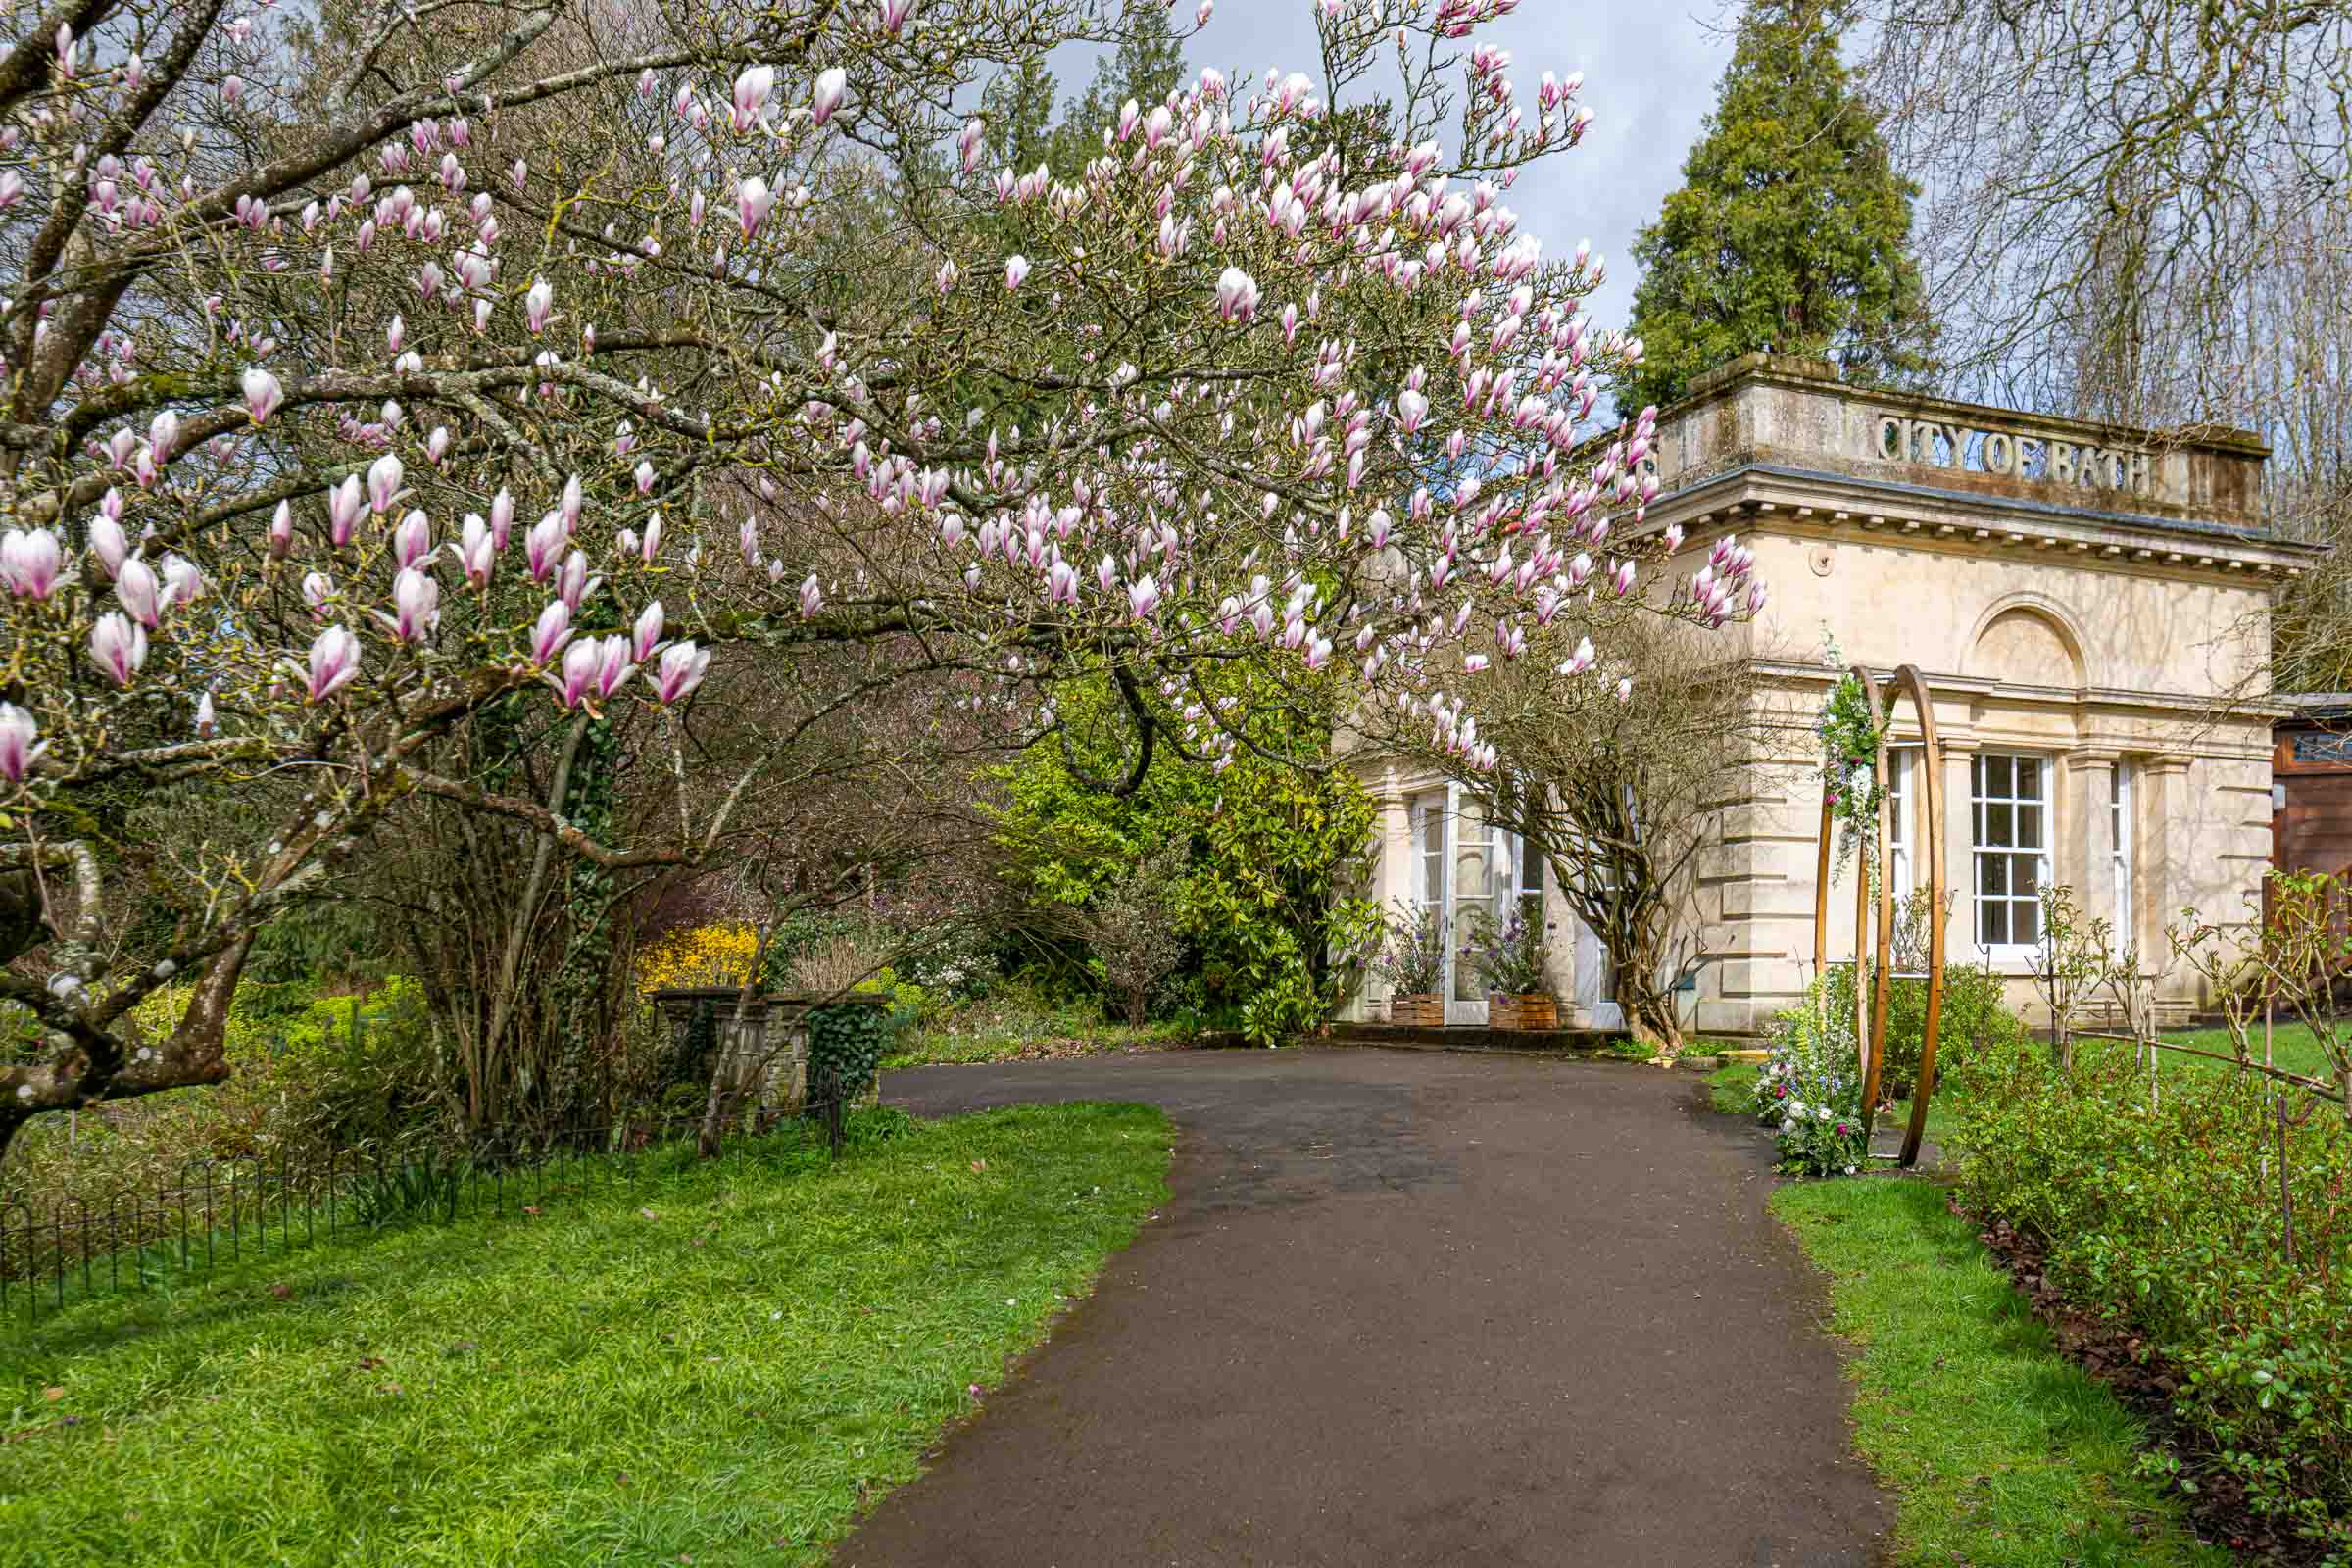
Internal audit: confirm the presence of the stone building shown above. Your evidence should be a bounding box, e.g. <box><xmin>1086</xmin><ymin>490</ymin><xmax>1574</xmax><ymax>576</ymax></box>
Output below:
<box><xmin>1349</xmin><ymin>355</ymin><xmax>2318</xmax><ymax>1035</ymax></box>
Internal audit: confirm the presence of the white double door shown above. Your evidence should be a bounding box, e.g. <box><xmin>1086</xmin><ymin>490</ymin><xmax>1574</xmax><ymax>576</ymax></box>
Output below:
<box><xmin>1408</xmin><ymin>784</ymin><xmax>1621</xmax><ymax>1028</ymax></box>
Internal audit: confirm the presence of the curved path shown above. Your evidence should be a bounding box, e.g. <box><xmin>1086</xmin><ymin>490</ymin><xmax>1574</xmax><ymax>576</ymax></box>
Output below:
<box><xmin>841</xmin><ymin>1047</ymin><xmax>1889</xmax><ymax>1567</ymax></box>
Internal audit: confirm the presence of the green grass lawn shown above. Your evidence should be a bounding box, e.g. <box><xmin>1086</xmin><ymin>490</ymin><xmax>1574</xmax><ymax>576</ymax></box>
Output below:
<box><xmin>1774</xmin><ymin>1178</ymin><xmax>2228</xmax><ymax>1567</ymax></box>
<box><xmin>0</xmin><ymin>1103</ymin><xmax>1171</xmax><ymax>1568</ymax></box>
<box><xmin>883</xmin><ymin>985</ymin><xmax>1194</xmax><ymax>1069</ymax></box>
<box><xmin>2155</xmin><ymin>1022</ymin><xmax>2340</xmax><ymax>1084</ymax></box>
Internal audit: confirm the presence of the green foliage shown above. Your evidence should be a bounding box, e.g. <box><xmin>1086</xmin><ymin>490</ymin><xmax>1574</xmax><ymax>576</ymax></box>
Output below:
<box><xmin>978</xmin><ymin>2</ymin><xmax>1186</xmax><ymax>182</ymax></box>
<box><xmin>1879</xmin><ymin>962</ymin><xmax>2025</xmax><ymax>1101</ymax></box>
<box><xmin>0</xmin><ymin>1103</ymin><xmax>1172</xmax><ymax>1567</ymax></box>
<box><xmin>1775</xmin><ymin>1178</ymin><xmax>2232</xmax><ymax>1567</ymax></box>
<box><xmin>351</xmin><ymin>1143</ymin><xmax>469</xmax><ymax>1230</ymax></box>
<box><xmin>1947</xmin><ymin>1038</ymin><xmax>2352</xmax><ymax>1550</ymax></box>
<box><xmin>807</xmin><ymin>1002</ymin><xmax>889</xmax><ymax>1107</ymax></box>
<box><xmin>988</xmin><ymin>671</ymin><xmax>1380</xmax><ymax>1045</ymax></box>
<box><xmin>1621</xmin><ymin>0</ymin><xmax>1936</xmax><ymax>412</ymax></box>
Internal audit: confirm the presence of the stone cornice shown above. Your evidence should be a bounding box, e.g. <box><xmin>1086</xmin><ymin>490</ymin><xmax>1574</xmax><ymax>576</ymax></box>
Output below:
<box><xmin>1644</xmin><ymin>463</ymin><xmax>2319</xmax><ymax>581</ymax></box>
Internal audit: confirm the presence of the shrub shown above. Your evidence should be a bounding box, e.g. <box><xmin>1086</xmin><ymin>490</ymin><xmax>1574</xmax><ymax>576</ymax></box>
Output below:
<box><xmin>1752</xmin><ymin>972</ymin><xmax>1870</xmax><ymax>1177</ymax></box>
<box><xmin>635</xmin><ymin>922</ymin><xmax>760</xmax><ymax>995</ymax></box>
<box><xmin>1947</xmin><ymin>1037</ymin><xmax>2352</xmax><ymax>1550</ymax></box>
<box><xmin>1086</xmin><ymin>847</ymin><xmax>1189</xmax><ymax>1025</ymax></box>
<box><xmin>1878</xmin><ymin>962</ymin><xmax>2026</xmax><ymax>1101</ymax></box>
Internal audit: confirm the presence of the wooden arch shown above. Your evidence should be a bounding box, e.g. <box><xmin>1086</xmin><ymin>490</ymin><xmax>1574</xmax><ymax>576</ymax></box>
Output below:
<box><xmin>1811</xmin><ymin>663</ymin><xmax>1948</xmax><ymax>1169</ymax></box>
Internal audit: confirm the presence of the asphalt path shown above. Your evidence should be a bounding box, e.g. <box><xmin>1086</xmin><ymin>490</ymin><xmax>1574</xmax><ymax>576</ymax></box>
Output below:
<box><xmin>839</xmin><ymin>1047</ymin><xmax>1890</xmax><ymax>1567</ymax></box>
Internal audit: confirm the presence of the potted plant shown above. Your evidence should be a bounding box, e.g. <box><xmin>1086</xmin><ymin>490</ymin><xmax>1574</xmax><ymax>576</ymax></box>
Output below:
<box><xmin>1373</xmin><ymin>902</ymin><xmax>1448</xmax><ymax>1027</ymax></box>
<box><xmin>1466</xmin><ymin>910</ymin><xmax>1558</xmax><ymax>1029</ymax></box>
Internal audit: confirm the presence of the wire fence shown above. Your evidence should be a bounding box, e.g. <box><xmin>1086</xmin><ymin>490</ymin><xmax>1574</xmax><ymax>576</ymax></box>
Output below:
<box><xmin>1</xmin><ymin>1071</ymin><xmax>874</xmax><ymax>1327</ymax></box>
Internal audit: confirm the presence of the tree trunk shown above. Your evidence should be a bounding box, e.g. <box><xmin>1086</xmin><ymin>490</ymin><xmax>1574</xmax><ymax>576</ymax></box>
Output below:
<box><xmin>697</xmin><ymin>925</ymin><xmax>775</xmax><ymax>1158</ymax></box>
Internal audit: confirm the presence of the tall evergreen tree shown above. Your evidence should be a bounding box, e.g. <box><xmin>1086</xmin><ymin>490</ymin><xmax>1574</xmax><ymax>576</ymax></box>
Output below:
<box><xmin>978</xmin><ymin>3</ymin><xmax>1186</xmax><ymax>182</ymax></box>
<box><xmin>1619</xmin><ymin>0</ymin><xmax>1936</xmax><ymax>412</ymax></box>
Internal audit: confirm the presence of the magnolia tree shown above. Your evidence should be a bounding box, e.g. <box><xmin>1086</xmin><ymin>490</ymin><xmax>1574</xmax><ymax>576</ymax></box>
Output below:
<box><xmin>0</xmin><ymin>0</ymin><xmax>1748</xmax><ymax>1153</ymax></box>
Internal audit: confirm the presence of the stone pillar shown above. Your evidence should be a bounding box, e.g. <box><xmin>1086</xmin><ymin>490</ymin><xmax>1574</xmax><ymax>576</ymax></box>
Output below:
<box><xmin>1366</xmin><ymin>768</ymin><xmax>1413</xmax><ymax>1020</ymax></box>
<box><xmin>2138</xmin><ymin>755</ymin><xmax>2195</xmax><ymax>1005</ymax></box>
<box><xmin>2064</xmin><ymin>752</ymin><xmax>2119</xmax><ymax>944</ymax></box>
<box><xmin>1938</xmin><ymin>741</ymin><xmax>1979</xmax><ymax>968</ymax></box>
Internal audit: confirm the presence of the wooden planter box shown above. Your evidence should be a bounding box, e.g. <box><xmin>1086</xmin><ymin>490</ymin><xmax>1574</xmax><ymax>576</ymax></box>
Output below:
<box><xmin>1487</xmin><ymin>993</ymin><xmax>1559</xmax><ymax>1031</ymax></box>
<box><xmin>1388</xmin><ymin>993</ymin><xmax>1445</xmax><ymax>1027</ymax></box>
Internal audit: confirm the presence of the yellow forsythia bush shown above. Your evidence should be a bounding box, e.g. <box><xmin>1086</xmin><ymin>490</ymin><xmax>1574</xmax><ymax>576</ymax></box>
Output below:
<box><xmin>634</xmin><ymin>922</ymin><xmax>760</xmax><ymax>995</ymax></box>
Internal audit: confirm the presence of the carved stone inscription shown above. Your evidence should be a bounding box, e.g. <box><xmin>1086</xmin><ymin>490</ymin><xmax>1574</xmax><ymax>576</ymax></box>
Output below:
<box><xmin>1864</xmin><ymin>412</ymin><xmax>2154</xmax><ymax>499</ymax></box>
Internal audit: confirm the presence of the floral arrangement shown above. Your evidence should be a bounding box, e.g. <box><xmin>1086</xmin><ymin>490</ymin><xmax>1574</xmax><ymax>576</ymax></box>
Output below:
<box><xmin>1752</xmin><ymin>971</ymin><xmax>1869</xmax><ymax>1176</ymax></box>
<box><xmin>1372</xmin><ymin>902</ymin><xmax>1449</xmax><ymax>997</ymax></box>
<box><xmin>1815</xmin><ymin>629</ymin><xmax>1887</xmax><ymax>885</ymax></box>
<box><xmin>1464</xmin><ymin>909</ymin><xmax>1556</xmax><ymax>997</ymax></box>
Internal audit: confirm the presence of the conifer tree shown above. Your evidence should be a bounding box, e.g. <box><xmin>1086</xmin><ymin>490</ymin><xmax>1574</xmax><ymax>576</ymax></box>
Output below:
<box><xmin>1620</xmin><ymin>0</ymin><xmax>1936</xmax><ymax>412</ymax></box>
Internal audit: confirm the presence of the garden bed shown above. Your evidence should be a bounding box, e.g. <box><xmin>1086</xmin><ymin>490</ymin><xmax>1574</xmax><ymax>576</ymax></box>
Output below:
<box><xmin>0</xmin><ymin>1103</ymin><xmax>1171</xmax><ymax>1568</ymax></box>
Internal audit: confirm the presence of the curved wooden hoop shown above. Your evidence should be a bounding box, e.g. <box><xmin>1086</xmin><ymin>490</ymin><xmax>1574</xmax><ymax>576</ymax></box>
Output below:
<box><xmin>1810</xmin><ymin>663</ymin><xmax>1947</xmax><ymax>1168</ymax></box>
<box><xmin>1890</xmin><ymin>663</ymin><xmax>1947</xmax><ymax>1170</ymax></box>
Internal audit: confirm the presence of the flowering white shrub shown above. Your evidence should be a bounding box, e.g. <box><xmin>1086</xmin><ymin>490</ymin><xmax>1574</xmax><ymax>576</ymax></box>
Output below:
<box><xmin>0</xmin><ymin>0</ymin><xmax>1753</xmax><ymax>1150</ymax></box>
<box><xmin>1752</xmin><ymin>972</ymin><xmax>1869</xmax><ymax>1177</ymax></box>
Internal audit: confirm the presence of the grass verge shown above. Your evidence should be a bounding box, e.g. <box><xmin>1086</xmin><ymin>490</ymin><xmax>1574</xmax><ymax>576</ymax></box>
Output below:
<box><xmin>1773</xmin><ymin>1178</ymin><xmax>2228</xmax><ymax>1567</ymax></box>
<box><xmin>0</xmin><ymin>1102</ymin><xmax>1171</xmax><ymax>1568</ymax></box>
<box><xmin>884</xmin><ymin>984</ymin><xmax>1194</xmax><ymax>1069</ymax></box>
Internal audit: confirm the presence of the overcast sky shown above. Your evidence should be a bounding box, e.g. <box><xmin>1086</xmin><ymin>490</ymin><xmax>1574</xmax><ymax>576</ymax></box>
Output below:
<box><xmin>1052</xmin><ymin>2</ymin><xmax>1740</xmax><ymax>337</ymax></box>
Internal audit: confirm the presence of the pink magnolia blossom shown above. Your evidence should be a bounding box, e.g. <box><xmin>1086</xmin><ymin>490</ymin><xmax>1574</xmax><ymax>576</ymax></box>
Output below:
<box><xmin>529</xmin><ymin>600</ymin><xmax>574</xmax><ymax>665</ymax></box>
<box><xmin>553</xmin><ymin>638</ymin><xmax>599</xmax><ymax>709</ymax></box>
<box><xmin>302</xmin><ymin>626</ymin><xmax>362</xmax><ymax>703</ymax></box>
<box><xmin>115</xmin><ymin>557</ymin><xmax>162</xmax><ymax>627</ymax></box>
<box><xmin>366</xmin><ymin>453</ymin><xmax>405</xmax><ymax>515</ymax></box>
<box><xmin>1</xmin><ymin>527</ymin><xmax>62</xmax><ymax>599</ymax></box>
<box><xmin>594</xmin><ymin>635</ymin><xmax>635</xmax><ymax>699</ymax></box>
<box><xmin>737</xmin><ymin>176</ymin><xmax>774</xmax><ymax>238</ymax></box>
<box><xmin>489</xmin><ymin>488</ymin><xmax>515</xmax><ymax>549</ymax></box>
<box><xmin>0</xmin><ymin>704</ymin><xmax>44</xmax><ymax>782</ymax></box>
<box><xmin>799</xmin><ymin>573</ymin><xmax>822</xmax><ymax>617</ymax></box>
<box><xmin>161</xmin><ymin>554</ymin><xmax>204</xmax><ymax>609</ymax></box>
<box><xmin>525</xmin><ymin>515</ymin><xmax>564</xmax><ymax>580</ymax></box>
<box><xmin>654</xmin><ymin>640</ymin><xmax>710</xmax><ymax>704</ymax></box>
<box><xmin>89</xmin><ymin>612</ymin><xmax>146</xmax><ymax>686</ymax></box>
<box><xmin>241</xmin><ymin>368</ymin><xmax>283</xmax><ymax>423</ymax></box>
<box><xmin>379</xmin><ymin>566</ymin><xmax>440</xmax><ymax>644</ymax></box>
<box><xmin>524</xmin><ymin>277</ymin><xmax>554</xmax><ymax>333</ymax></box>
<box><xmin>811</xmin><ymin>68</ymin><xmax>847</xmax><ymax>124</ymax></box>
<box><xmin>1004</xmin><ymin>254</ymin><xmax>1030</xmax><ymax>290</ymax></box>
<box><xmin>461</xmin><ymin>516</ymin><xmax>495</xmax><ymax>588</ymax></box>
<box><xmin>269</xmin><ymin>500</ymin><xmax>293</xmax><ymax>558</ymax></box>
<box><xmin>879</xmin><ymin>0</ymin><xmax>915</xmax><ymax>37</ymax></box>
<box><xmin>326</xmin><ymin>474</ymin><xmax>365</xmax><ymax>543</ymax></box>
<box><xmin>731</xmin><ymin>66</ymin><xmax>775</xmax><ymax>131</ymax></box>
<box><xmin>392</xmin><ymin>509</ymin><xmax>432</xmax><ymax>568</ymax></box>
<box><xmin>633</xmin><ymin>601</ymin><xmax>665</xmax><ymax>662</ymax></box>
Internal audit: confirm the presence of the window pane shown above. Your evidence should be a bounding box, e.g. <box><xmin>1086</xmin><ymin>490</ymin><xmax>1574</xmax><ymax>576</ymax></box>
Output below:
<box><xmin>1979</xmin><ymin>855</ymin><xmax>2006</xmax><ymax>896</ymax></box>
<box><xmin>2014</xmin><ymin>899</ymin><xmax>2039</xmax><ymax>946</ymax></box>
<box><xmin>2017</xmin><ymin>758</ymin><xmax>2041</xmax><ymax>799</ymax></box>
<box><xmin>1981</xmin><ymin>901</ymin><xmax>2009</xmax><ymax>946</ymax></box>
<box><xmin>2015</xmin><ymin>856</ymin><xmax>2041</xmax><ymax>898</ymax></box>
<box><xmin>1985</xmin><ymin>755</ymin><xmax>2013</xmax><ymax>796</ymax></box>
<box><xmin>2017</xmin><ymin>805</ymin><xmax>2042</xmax><ymax>847</ymax></box>
<box><xmin>1985</xmin><ymin>803</ymin><xmax>2014</xmax><ymax>847</ymax></box>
